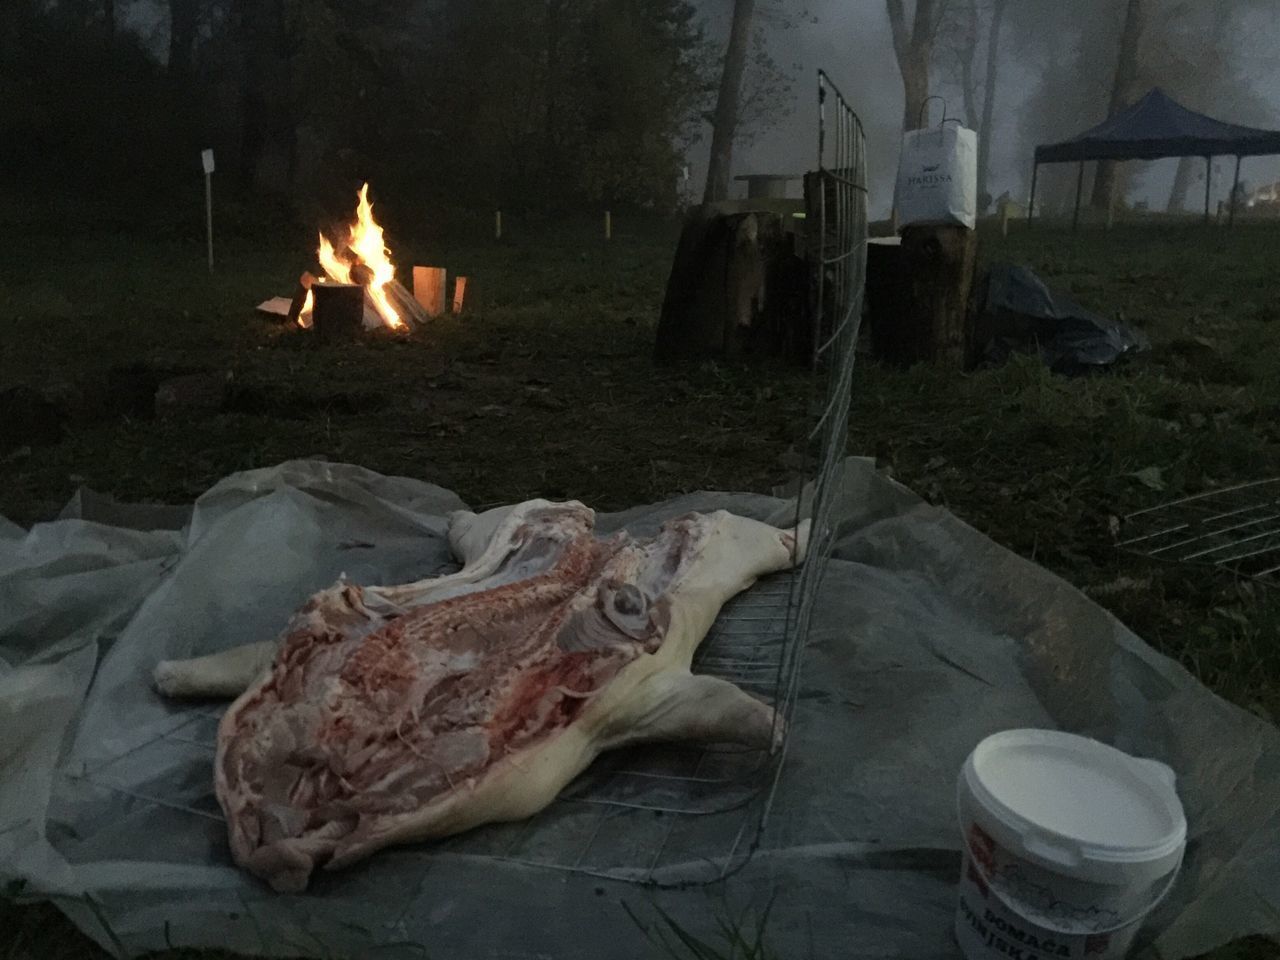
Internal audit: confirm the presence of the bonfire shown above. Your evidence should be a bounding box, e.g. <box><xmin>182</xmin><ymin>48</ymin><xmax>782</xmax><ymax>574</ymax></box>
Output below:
<box><xmin>297</xmin><ymin>183</ymin><xmax>426</xmax><ymax>331</ymax></box>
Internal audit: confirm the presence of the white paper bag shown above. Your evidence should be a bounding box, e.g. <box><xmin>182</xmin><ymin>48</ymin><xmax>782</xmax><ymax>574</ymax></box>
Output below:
<box><xmin>895</xmin><ymin>124</ymin><xmax>978</xmax><ymax>230</ymax></box>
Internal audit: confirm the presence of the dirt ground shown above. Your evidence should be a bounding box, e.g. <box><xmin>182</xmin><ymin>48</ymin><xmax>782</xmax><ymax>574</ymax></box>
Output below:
<box><xmin>2</xmin><ymin>206</ymin><xmax>1278</xmax><ymax>959</ymax></box>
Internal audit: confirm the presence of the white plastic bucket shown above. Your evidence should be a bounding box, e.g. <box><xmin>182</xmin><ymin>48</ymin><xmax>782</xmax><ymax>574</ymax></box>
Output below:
<box><xmin>954</xmin><ymin>729</ymin><xmax>1186</xmax><ymax>960</ymax></box>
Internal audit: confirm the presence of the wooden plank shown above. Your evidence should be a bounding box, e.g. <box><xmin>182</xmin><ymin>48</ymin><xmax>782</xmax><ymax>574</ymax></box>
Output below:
<box><xmin>452</xmin><ymin>276</ymin><xmax>468</xmax><ymax>314</ymax></box>
<box><xmin>388</xmin><ymin>279</ymin><xmax>429</xmax><ymax>326</ymax></box>
<box><xmin>413</xmin><ymin>266</ymin><xmax>447</xmax><ymax>317</ymax></box>
<box><xmin>255</xmin><ymin>297</ymin><xmax>292</xmax><ymax>317</ymax></box>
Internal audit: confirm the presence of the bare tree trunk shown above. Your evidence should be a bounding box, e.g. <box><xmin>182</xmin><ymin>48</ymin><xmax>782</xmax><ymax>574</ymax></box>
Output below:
<box><xmin>543</xmin><ymin>0</ymin><xmax>566</xmax><ymax>179</ymax></box>
<box><xmin>887</xmin><ymin>0</ymin><xmax>937</xmax><ymax>131</ymax></box>
<box><xmin>1092</xmin><ymin>0</ymin><xmax>1144</xmax><ymax>209</ymax></box>
<box><xmin>976</xmin><ymin>0</ymin><xmax>1008</xmax><ymax>212</ymax></box>
<box><xmin>958</xmin><ymin>0</ymin><xmax>979</xmax><ymax>129</ymax></box>
<box><xmin>702</xmin><ymin>0</ymin><xmax>756</xmax><ymax>203</ymax></box>
<box><xmin>168</xmin><ymin>0</ymin><xmax>199</xmax><ymax>80</ymax></box>
<box><xmin>236</xmin><ymin>0</ymin><xmax>295</xmax><ymax>195</ymax></box>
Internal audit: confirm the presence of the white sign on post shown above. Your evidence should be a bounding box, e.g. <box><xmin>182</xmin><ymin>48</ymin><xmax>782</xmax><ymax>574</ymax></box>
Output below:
<box><xmin>201</xmin><ymin>148</ymin><xmax>215</xmax><ymax>272</ymax></box>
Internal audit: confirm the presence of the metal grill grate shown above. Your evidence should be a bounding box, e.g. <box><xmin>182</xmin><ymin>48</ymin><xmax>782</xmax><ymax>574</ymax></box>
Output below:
<box><xmin>1118</xmin><ymin>479</ymin><xmax>1280</xmax><ymax>586</ymax></box>
<box><xmin>56</xmin><ymin>71</ymin><xmax>869</xmax><ymax>891</ymax></box>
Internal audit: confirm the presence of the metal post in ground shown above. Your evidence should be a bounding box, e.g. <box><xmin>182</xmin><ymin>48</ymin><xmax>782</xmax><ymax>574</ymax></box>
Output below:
<box><xmin>1229</xmin><ymin>155</ymin><xmax>1242</xmax><ymax>227</ymax></box>
<box><xmin>1072</xmin><ymin>161</ymin><xmax>1085</xmax><ymax>231</ymax></box>
<box><xmin>1204</xmin><ymin>156</ymin><xmax>1213</xmax><ymax>224</ymax></box>
<box><xmin>1027</xmin><ymin>162</ymin><xmax>1039</xmax><ymax>225</ymax></box>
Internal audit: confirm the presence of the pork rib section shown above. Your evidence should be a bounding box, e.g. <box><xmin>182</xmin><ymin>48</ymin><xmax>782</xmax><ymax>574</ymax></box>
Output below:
<box><xmin>211</xmin><ymin>500</ymin><xmax>809</xmax><ymax>891</ymax></box>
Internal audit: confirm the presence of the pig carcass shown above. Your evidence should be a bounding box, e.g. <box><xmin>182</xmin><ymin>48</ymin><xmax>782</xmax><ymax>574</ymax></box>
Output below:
<box><xmin>153</xmin><ymin>500</ymin><xmax>809</xmax><ymax>891</ymax></box>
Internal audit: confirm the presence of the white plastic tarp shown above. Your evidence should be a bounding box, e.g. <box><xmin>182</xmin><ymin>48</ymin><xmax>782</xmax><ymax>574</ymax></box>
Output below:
<box><xmin>2</xmin><ymin>458</ymin><xmax>1279</xmax><ymax>959</ymax></box>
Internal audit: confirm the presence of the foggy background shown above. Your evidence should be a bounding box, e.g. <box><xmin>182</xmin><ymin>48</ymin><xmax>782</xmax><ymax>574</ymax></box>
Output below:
<box><xmin>692</xmin><ymin>0</ymin><xmax>1280</xmax><ymax>218</ymax></box>
<box><xmin>10</xmin><ymin>0</ymin><xmax>1280</xmax><ymax>224</ymax></box>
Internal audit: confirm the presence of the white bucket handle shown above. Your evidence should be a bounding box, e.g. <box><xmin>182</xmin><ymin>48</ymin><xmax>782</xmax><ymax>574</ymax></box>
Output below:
<box><xmin>958</xmin><ymin>798</ymin><xmax>1184</xmax><ymax>938</ymax></box>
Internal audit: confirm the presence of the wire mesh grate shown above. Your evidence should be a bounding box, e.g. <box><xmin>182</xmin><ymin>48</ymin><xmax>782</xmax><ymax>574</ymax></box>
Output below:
<box><xmin>55</xmin><ymin>70</ymin><xmax>868</xmax><ymax>890</ymax></box>
<box><xmin>1117</xmin><ymin>478</ymin><xmax>1280</xmax><ymax>586</ymax></box>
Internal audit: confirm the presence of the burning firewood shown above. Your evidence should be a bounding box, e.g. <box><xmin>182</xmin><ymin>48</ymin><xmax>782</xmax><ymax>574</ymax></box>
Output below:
<box><xmin>287</xmin><ymin>272</ymin><xmax>319</xmax><ymax>328</ymax></box>
<box><xmin>283</xmin><ymin>183</ymin><xmax>438</xmax><ymax>334</ymax></box>
<box><xmin>387</xmin><ymin>279</ymin><xmax>429</xmax><ymax>326</ymax></box>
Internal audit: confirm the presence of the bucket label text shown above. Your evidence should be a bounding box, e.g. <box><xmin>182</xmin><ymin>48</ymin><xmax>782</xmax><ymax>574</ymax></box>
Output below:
<box><xmin>958</xmin><ymin>895</ymin><xmax>1074</xmax><ymax>959</ymax></box>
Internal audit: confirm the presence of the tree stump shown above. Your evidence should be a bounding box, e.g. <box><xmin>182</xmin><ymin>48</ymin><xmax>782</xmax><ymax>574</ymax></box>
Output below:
<box><xmin>653</xmin><ymin>202</ymin><xmax>809</xmax><ymax>366</ymax></box>
<box><xmin>868</xmin><ymin>225</ymin><xmax>977</xmax><ymax>369</ymax></box>
<box><xmin>311</xmin><ymin>283</ymin><xmax>366</xmax><ymax>343</ymax></box>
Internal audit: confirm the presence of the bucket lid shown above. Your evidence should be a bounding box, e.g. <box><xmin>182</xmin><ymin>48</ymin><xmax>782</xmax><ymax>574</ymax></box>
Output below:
<box><xmin>960</xmin><ymin>729</ymin><xmax>1186</xmax><ymax>887</ymax></box>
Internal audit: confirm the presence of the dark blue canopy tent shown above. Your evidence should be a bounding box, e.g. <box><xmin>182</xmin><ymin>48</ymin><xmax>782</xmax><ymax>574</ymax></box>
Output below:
<box><xmin>1029</xmin><ymin>88</ymin><xmax>1280</xmax><ymax>228</ymax></box>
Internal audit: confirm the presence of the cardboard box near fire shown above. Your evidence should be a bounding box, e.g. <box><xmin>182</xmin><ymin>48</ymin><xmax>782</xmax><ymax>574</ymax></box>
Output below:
<box><xmin>254</xmin><ymin>183</ymin><xmax>466</xmax><ymax>333</ymax></box>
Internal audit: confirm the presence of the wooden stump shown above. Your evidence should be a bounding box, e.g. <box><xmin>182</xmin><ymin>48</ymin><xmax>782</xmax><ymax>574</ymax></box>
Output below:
<box><xmin>653</xmin><ymin>203</ymin><xmax>808</xmax><ymax>366</ymax></box>
<box><xmin>311</xmin><ymin>283</ymin><xmax>365</xmax><ymax>343</ymax></box>
<box><xmin>868</xmin><ymin>225</ymin><xmax>977</xmax><ymax>369</ymax></box>
<box><xmin>865</xmin><ymin>238</ymin><xmax>906</xmax><ymax>359</ymax></box>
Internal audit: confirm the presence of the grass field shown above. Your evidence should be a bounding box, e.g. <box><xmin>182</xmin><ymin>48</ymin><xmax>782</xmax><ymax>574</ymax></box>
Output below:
<box><xmin>2</xmin><ymin>201</ymin><xmax>1279</xmax><ymax>959</ymax></box>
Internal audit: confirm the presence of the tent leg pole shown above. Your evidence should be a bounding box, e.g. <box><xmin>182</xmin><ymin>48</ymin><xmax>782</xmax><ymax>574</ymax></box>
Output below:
<box><xmin>1028</xmin><ymin>163</ymin><xmax>1039</xmax><ymax>226</ymax></box>
<box><xmin>1204</xmin><ymin>155</ymin><xmax>1212</xmax><ymax>224</ymax></box>
<box><xmin>1072</xmin><ymin>161</ymin><xmax>1084</xmax><ymax>232</ymax></box>
<box><xmin>1229</xmin><ymin>155</ymin><xmax>1242</xmax><ymax>227</ymax></box>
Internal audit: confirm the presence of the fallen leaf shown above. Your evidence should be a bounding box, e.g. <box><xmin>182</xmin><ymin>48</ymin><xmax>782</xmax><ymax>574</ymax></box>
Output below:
<box><xmin>1127</xmin><ymin>466</ymin><xmax>1166</xmax><ymax>491</ymax></box>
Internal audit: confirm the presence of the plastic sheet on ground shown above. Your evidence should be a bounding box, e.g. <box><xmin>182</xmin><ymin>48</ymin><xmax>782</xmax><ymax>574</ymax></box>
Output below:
<box><xmin>2</xmin><ymin>458</ymin><xmax>1278</xmax><ymax>960</ymax></box>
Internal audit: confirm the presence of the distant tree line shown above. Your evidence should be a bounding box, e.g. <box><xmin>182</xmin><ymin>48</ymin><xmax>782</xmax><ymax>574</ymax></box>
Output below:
<box><xmin>3</xmin><ymin>0</ymin><xmax>799</xmax><ymax>225</ymax></box>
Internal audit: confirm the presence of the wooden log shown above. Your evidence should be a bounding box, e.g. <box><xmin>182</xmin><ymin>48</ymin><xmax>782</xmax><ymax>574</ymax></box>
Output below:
<box><xmin>388</xmin><ymin>279</ymin><xmax>429</xmax><ymax>326</ymax></box>
<box><xmin>873</xmin><ymin>225</ymin><xmax>977</xmax><ymax>369</ymax></box>
<box><xmin>864</xmin><ymin>237</ymin><xmax>906</xmax><ymax>362</ymax></box>
<box><xmin>413</xmin><ymin>266</ymin><xmax>447</xmax><ymax>317</ymax></box>
<box><xmin>287</xmin><ymin>272</ymin><xmax>318</xmax><ymax>326</ymax></box>
<box><xmin>349</xmin><ymin>262</ymin><xmax>375</xmax><ymax>287</ymax></box>
<box><xmin>653</xmin><ymin>203</ymin><xmax>807</xmax><ymax>365</ymax></box>
<box><xmin>311</xmin><ymin>283</ymin><xmax>365</xmax><ymax>343</ymax></box>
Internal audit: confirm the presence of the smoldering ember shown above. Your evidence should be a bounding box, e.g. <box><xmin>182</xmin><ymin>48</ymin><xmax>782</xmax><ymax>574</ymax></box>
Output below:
<box><xmin>3</xmin><ymin>3</ymin><xmax>1280</xmax><ymax>960</ymax></box>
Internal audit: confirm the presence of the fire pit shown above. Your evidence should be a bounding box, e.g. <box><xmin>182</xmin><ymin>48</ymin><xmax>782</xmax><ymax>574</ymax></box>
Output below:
<box><xmin>283</xmin><ymin>183</ymin><xmax>430</xmax><ymax>334</ymax></box>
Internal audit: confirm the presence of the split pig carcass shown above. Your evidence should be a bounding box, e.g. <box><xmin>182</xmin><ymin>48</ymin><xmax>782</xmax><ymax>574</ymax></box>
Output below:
<box><xmin>154</xmin><ymin>499</ymin><xmax>810</xmax><ymax>891</ymax></box>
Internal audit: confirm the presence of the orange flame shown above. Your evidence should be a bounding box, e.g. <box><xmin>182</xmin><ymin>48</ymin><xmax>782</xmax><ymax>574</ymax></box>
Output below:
<box><xmin>298</xmin><ymin>183</ymin><xmax>403</xmax><ymax>330</ymax></box>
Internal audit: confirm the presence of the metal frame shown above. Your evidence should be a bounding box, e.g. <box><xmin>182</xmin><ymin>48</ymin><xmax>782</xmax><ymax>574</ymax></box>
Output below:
<box><xmin>1118</xmin><ymin>478</ymin><xmax>1280</xmax><ymax>586</ymax></box>
<box><xmin>1029</xmin><ymin>153</ymin><xmax>1247</xmax><ymax>229</ymax></box>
